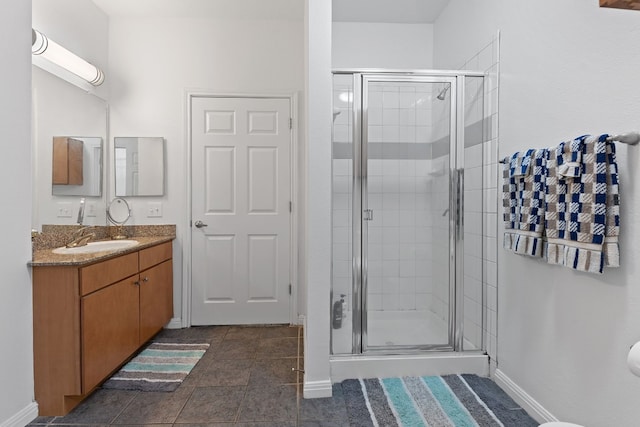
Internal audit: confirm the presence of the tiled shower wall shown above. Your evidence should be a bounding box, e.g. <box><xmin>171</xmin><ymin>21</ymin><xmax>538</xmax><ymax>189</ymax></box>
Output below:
<box><xmin>460</xmin><ymin>35</ymin><xmax>500</xmax><ymax>357</ymax></box>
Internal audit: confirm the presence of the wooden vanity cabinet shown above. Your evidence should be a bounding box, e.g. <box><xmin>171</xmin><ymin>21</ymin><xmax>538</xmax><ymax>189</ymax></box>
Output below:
<box><xmin>32</xmin><ymin>241</ymin><xmax>173</xmax><ymax>416</ymax></box>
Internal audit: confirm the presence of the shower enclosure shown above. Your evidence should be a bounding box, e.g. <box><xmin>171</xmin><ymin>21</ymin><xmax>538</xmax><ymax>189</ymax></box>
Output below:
<box><xmin>331</xmin><ymin>70</ymin><xmax>487</xmax><ymax>364</ymax></box>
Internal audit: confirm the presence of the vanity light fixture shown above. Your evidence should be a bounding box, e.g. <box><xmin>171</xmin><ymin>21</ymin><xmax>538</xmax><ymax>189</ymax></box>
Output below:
<box><xmin>31</xmin><ymin>28</ymin><xmax>104</xmax><ymax>86</ymax></box>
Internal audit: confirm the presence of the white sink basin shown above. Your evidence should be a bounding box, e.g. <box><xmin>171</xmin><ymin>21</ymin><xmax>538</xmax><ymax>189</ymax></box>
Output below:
<box><xmin>53</xmin><ymin>240</ymin><xmax>139</xmax><ymax>255</ymax></box>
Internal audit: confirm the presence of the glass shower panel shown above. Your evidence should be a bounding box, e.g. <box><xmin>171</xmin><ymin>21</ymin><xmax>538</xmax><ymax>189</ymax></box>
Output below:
<box><xmin>363</xmin><ymin>78</ymin><xmax>453</xmax><ymax>350</ymax></box>
<box><xmin>331</xmin><ymin>74</ymin><xmax>354</xmax><ymax>355</ymax></box>
<box><xmin>462</xmin><ymin>75</ymin><xmax>486</xmax><ymax>351</ymax></box>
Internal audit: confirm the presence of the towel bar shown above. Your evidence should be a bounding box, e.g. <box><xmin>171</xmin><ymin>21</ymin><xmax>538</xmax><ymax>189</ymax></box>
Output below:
<box><xmin>498</xmin><ymin>132</ymin><xmax>639</xmax><ymax>163</ymax></box>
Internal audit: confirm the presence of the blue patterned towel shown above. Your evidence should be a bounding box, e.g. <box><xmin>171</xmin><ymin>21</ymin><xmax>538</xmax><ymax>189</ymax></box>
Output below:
<box><xmin>544</xmin><ymin>134</ymin><xmax>620</xmax><ymax>273</ymax></box>
<box><xmin>502</xmin><ymin>148</ymin><xmax>548</xmax><ymax>257</ymax></box>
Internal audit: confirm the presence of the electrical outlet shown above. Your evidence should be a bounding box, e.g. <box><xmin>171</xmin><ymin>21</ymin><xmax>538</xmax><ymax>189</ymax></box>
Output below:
<box><xmin>56</xmin><ymin>202</ymin><xmax>73</xmax><ymax>218</ymax></box>
<box><xmin>147</xmin><ymin>202</ymin><xmax>162</xmax><ymax>218</ymax></box>
<box><xmin>86</xmin><ymin>202</ymin><xmax>97</xmax><ymax>217</ymax></box>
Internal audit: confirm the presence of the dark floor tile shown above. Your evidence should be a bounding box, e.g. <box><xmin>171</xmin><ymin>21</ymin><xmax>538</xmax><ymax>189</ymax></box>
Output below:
<box><xmin>299</xmin><ymin>421</ymin><xmax>351</xmax><ymax>427</ymax></box>
<box><xmin>51</xmin><ymin>389</ymin><xmax>138</xmax><ymax>425</ymax></box>
<box><xmin>197</xmin><ymin>358</ymin><xmax>253</xmax><ymax>386</ymax></box>
<box><xmin>256</xmin><ymin>337</ymin><xmax>298</xmax><ymax>358</ymax></box>
<box><xmin>237</xmin><ymin>384</ymin><xmax>298</xmax><ymax>422</ymax></box>
<box><xmin>260</xmin><ymin>325</ymin><xmax>300</xmax><ymax>339</ymax></box>
<box><xmin>235</xmin><ymin>423</ymin><xmax>296</xmax><ymax>427</ymax></box>
<box><xmin>112</xmin><ymin>386</ymin><xmax>193</xmax><ymax>424</ymax></box>
<box><xmin>225</xmin><ymin>326</ymin><xmax>264</xmax><ymax>340</ymax></box>
<box><xmin>179</xmin><ymin>354</ymin><xmax>213</xmax><ymax>388</ymax></box>
<box><xmin>29</xmin><ymin>416</ymin><xmax>55</xmax><ymax>425</ymax></box>
<box><xmin>154</xmin><ymin>326</ymin><xmax>228</xmax><ymax>343</ymax></box>
<box><xmin>174</xmin><ymin>386</ymin><xmax>245</xmax><ymax>424</ymax></box>
<box><xmin>213</xmin><ymin>339</ymin><xmax>258</xmax><ymax>360</ymax></box>
<box><xmin>248</xmin><ymin>358</ymin><xmax>298</xmax><ymax>386</ymax></box>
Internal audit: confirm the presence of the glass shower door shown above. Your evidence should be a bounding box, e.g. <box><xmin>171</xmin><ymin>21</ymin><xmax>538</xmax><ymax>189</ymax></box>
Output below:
<box><xmin>361</xmin><ymin>75</ymin><xmax>456</xmax><ymax>351</ymax></box>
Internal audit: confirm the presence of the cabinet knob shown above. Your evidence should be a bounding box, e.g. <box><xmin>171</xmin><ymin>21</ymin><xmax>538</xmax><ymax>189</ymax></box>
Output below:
<box><xmin>142</xmin><ymin>277</ymin><xmax>149</xmax><ymax>282</ymax></box>
<box><xmin>133</xmin><ymin>280</ymin><xmax>140</xmax><ymax>286</ymax></box>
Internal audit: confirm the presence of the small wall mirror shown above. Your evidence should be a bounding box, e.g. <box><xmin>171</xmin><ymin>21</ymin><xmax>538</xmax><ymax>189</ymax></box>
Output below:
<box><xmin>51</xmin><ymin>136</ymin><xmax>103</xmax><ymax>197</ymax></box>
<box><xmin>114</xmin><ymin>137</ymin><xmax>165</xmax><ymax>196</ymax></box>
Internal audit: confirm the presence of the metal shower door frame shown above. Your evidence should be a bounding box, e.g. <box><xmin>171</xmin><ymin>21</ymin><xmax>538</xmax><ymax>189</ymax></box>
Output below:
<box><xmin>345</xmin><ymin>70</ymin><xmax>470</xmax><ymax>355</ymax></box>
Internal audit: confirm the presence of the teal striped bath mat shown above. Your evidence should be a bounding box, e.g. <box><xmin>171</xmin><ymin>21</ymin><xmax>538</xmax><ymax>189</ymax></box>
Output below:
<box><xmin>341</xmin><ymin>374</ymin><xmax>538</xmax><ymax>427</ymax></box>
<box><xmin>102</xmin><ymin>342</ymin><xmax>209</xmax><ymax>392</ymax></box>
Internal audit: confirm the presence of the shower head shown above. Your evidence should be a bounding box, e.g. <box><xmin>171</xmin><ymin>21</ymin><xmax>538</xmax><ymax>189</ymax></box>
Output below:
<box><xmin>436</xmin><ymin>85</ymin><xmax>450</xmax><ymax>101</ymax></box>
<box><xmin>333</xmin><ymin>110</ymin><xmax>342</xmax><ymax>122</ymax></box>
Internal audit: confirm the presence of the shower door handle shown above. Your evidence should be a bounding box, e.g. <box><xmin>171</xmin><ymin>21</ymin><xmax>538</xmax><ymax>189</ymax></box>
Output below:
<box><xmin>363</xmin><ymin>209</ymin><xmax>374</xmax><ymax>221</ymax></box>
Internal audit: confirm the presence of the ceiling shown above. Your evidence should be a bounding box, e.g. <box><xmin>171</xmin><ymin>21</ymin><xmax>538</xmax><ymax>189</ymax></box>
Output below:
<box><xmin>91</xmin><ymin>0</ymin><xmax>450</xmax><ymax>23</ymax></box>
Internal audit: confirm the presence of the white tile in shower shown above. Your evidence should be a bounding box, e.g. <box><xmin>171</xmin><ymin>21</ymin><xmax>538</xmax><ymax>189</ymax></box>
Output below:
<box><xmin>399</xmin><ymin>109</ymin><xmax>416</xmax><ymax>127</ymax></box>
<box><xmin>368</xmin><ymin>125</ymin><xmax>383</xmax><ymax>143</ymax></box>
<box><xmin>399</xmin><ymin>126</ymin><xmax>416</xmax><ymax>143</ymax></box>
<box><xmin>399</xmin><ymin>194</ymin><xmax>416</xmax><ymax>210</ymax></box>
<box><xmin>484</xmin><ymin>212</ymin><xmax>497</xmax><ymax>238</ymax></box>
<box><xmin>399</xmin><ymin>91</ymin><xmax>416</xmax><ymax>109</ymax></box>
<box><xmin>368</xmin><ymin>276</ymin><xmax>383</xmax><ymax>294</ymax></box>
<box><xmin>399</xmin><ymin>210</ymin><xmax>416</xmax><ymax>227</ymax></box>
<box><xmin>483</xmin><ymin>259</ymin><xmax>497</xmax><ymax>287</ymax></box>
<box><xmin>382</xmin><ymin>226</ymin><xmax>400</xmax><ymax>244</ymax></box>
<box><xmin>382</xmin><ymin>277</ymin><xmax>399</xmax><ymax>294</ymax></box>
<box><xmin>333</xmin><ymin>261</ymin><xmax>351</xmax><ymax>278</ymax></box>
<box><xmin>398</xmin><ymin>160</ymin><xmax>416</xmax><ymax>176</ymax></box>
<box><xmin>398</xmin><ymin>293</ymin><xmax>416</xmax><ymax>310</ymax></box>
<box><xmin>484</xmin><ymin>237</ymin><xmax>497</xmax><ymax>263</ymax></box>
<box><xmin>382</xmin><ymin>126</ymin><xmax>400</xmax><ymax>143</ymax></box>
<box><xmin>398</xmin><ymin>177</ymin><xmax>416</xmax><ymax>194</ymax></box>
<box><xmin>383</xmin><ymin>91</ymin><xmax>399</xmax><ymax>109</ymax></box>
<box><xmin>368</xmin><ymin>90</ymin><xmax>383</xmax><ymax>107</ymax></box>
<box><xmin>382</xmin><ymin>175</ymin><xmax>399</xmax><ymax>193</ymax></box>
<box><xmin>333</xmin><ymin>244</ymin><xmax>350</xmax><ymax>262</ymax></box>
<box><xmin>464</xmin><ymin>254</ymin><xmax>482</xmax><ymax>282</ymax></box>
<box><xmin>383</xmin><ymin>108</ymin><xmax>400</xmax><ymax>126</ymax></box>
<box><xmin>369</xmin><ymin>107</ymin><xmax>383</xmax><ymax>125</ymax></box>
<box><xmin>382</xmin><ymin>294</ymin><xmax>399</xmax><ymax>311</ymax></box>
<box><xmin>483</xmin><ymin>188</ymin><xmax>498</xmax><ymax>214</ymax></box>
<box><xmin>334</xmin><ymin>125</ymin><xmax>350</xmax><ymax>143</ymax></box>
<box><xmin>333</xmin><ymin>210</ymin><xmax>349</xmax><ymax>227</ymax></box>
<box><xmin>382</xmin><ymin>210</ymin><xmax>400</xmax><ymax>227</ymax></box>
<box><xmin>368</xmin><ymin>293</ymin><xmax>383</xmax><ymax>311</ymax></box>
<box><xmin>382</xmin><ymin>192</ymin><xmax>400</xmax><ymax>210</ymax></box>
<box><xmin>382</xmin><ymin>243</ymin><xmax>400</xmax><ymax>261</ymax></box>
<box><xmin>382</xmin><ymin>159</ymin><xmax>400</xmax><ymax>175</ymax></box>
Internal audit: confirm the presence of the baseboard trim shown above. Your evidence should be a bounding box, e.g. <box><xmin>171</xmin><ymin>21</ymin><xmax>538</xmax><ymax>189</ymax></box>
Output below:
<box><xmin>303</xmin><ymin>379</ymin><xmax>332</xmax><ymax>399</ymax></box>
<box><xmin>166</xmin><ymin>317</ymin><xmax>183</xmax><ymax>329</ymax></box>
<box><xmin>493</xmin><ymin>369</ymin><xmax>557</xmax><ymax>424</ymax></box>
<box><xmin>1</xmin><ymin>402</ymin><xmax>38</xmax><ymax>427</ymax></box>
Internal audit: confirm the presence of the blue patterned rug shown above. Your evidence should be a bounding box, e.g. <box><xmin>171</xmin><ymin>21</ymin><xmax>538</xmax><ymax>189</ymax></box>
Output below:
<box><xmin>102</xmin><ymin>342</ymin><xmax>209</xmax><ymax>392</ymax></box>
<box><xmin>340</xmin><ymin>374</ymin><xmax>538</xmax><ymax>427</ymax></box>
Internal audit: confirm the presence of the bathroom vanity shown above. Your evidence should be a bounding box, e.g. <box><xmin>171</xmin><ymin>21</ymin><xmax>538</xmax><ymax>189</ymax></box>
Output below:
<box><xmin>31</xmin><ymin>237</ymin><xmax>173</xmax><ymax>416</ymax></box>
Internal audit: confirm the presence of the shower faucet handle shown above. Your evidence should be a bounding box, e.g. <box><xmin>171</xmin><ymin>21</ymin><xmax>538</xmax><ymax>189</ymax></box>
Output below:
<box><xmin>363</xmin><ymin>209</ymin><xmax>374</xmax><ymax>221</ymax></box>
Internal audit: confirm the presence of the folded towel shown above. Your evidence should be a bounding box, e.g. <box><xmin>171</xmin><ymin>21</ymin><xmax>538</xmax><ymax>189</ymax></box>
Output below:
<box><xmin>544</xmin><ymin>134</ymin><xmax>620</xmax><ymax>273</ymax></box>
<box><xmin>502</xmin><ymin>148</ymin><xmax>548</xmax><ymax>257</ymax></box>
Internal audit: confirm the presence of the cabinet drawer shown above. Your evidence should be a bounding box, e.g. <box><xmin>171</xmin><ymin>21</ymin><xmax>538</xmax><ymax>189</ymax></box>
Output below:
<box><xmin>80</xmin><ymin>252</ymin><xmax>138</xmax><ymax>296</ymax></box>
<box><xmin>139</xmin><ymin>241</ymin><xmax>172</xmax><ymax>271</ymax></box>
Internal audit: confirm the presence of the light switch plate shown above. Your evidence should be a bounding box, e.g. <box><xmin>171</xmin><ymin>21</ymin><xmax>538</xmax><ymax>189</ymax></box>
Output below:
<box><xmin>56</xmin><ymin>202</ymin><xmax>73</xmax><ymax>218</ymax></box>
<box><xmin>147</xmin><ymin>202</ymin><xmax>162</xmax><ymax>218</ymax></box>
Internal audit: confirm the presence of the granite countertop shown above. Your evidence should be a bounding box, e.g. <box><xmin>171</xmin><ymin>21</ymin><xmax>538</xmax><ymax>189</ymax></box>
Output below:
<box><xmin>31</xmin><ymin>236</ymin><xmax>175</xmax><ymax>267</ymax></box>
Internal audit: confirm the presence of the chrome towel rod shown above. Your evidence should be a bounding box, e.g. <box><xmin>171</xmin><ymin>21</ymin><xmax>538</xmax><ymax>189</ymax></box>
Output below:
<box><xmin>606</xmin><ymin>131</ymin><xmax>640</xmax><ymax>145</ymax></box>
<box><xmin>498</xmin><ymin>131</ymin><xmax>640</xmax><ymax>163</ymax></box>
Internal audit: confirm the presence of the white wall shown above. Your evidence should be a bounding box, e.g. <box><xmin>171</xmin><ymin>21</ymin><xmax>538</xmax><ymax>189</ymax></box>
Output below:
<box><xmin>435</xmin><ymin>1</ymin><xmax>640</xmax><ymax>426</ymax></box>
<box><xmin>32</xmin><ymin>0</ymin><xmax>110</xmax><ymax>228</ymax></box>
<box><xmin>332</xmin><ymin>22</ymin><xmax>433</xmax><ymax>69</ymax></box>
<box><xmin>303</xmin><ymin>0</ymin><xmax>332</xmax><ymax>398</ymax></box>
<box><xmin>107</xmin><ymin>14</ymin><xmax>305</xmax><ymax>324</ymax></box>
<box><xmin>0</xmin><ymin>1</ymin><xmax>36</xmax><ymax>426</ymax></box>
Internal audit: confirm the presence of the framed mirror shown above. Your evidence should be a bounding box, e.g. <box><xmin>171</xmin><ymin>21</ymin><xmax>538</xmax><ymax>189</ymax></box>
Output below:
<box><xmin>51</xmin><ymin>136</ymin><xmax>103</xmax><ymax>197</ymax></box>
<box><xmin>114</xmin><ymin>137</ymin><xmax>165</xmax><ymax>196</ymax></box>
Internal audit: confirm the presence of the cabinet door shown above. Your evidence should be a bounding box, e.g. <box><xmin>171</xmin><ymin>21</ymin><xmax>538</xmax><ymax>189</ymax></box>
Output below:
<box><xmin>139</xmin><ymin>259</ymin><xmax>173</xmax><ymax>344</ymax></box>
<box><xmin>81</xmin><ymin>276</ymin><xmax>140</xmax><ymax>392</ymax></box>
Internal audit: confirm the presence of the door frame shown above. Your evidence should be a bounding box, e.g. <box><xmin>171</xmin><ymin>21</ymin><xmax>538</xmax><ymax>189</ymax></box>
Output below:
<box><xmin>183</xmin><ymin>91</ymin><xmax>299</xmax><ymax>327</ymax></box>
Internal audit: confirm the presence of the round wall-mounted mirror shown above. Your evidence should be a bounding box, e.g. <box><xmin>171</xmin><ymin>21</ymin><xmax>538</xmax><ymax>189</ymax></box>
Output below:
<box><xmin>107</xmin><ymin>197</ymin><xmax>131</xmax><ymax>225</ymax></box>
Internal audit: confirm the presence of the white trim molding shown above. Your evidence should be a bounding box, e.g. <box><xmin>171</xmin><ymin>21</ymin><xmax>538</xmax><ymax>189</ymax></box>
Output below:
<box><xmin>303</xmin><ymin>379</ymin><xmax>333</xmax><ymax>399</ymax></box>
<box><xmin>493</xmin><ymin>369</ymin><xmax>557</xmax><ymax>424</ymax></box>
<box><xmin>0</xmin><ymin>402</ymin><xmax>38</xmax><ymax>427</ymax></box>
<box><xmin>166</xmin><ymin>317</ymin><xmax>183</xmax><ymax>330</ymax></box>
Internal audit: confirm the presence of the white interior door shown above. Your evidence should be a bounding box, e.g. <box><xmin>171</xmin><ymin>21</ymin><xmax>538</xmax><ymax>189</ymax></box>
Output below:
<box><xmin>191</xmin><ymin>96</ymin><xmax>291</xmax><ymax>325</ymax></box>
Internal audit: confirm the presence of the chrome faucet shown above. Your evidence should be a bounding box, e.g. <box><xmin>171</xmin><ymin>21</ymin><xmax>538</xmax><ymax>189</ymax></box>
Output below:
<box><xmin>66</xmin><ymin>226</ymin><xmax>95</xmax><ymax>248</ymax></box>
<box><xmin>77</xmin><ymin>198</ymin><xmax>85</xmax><ymax>225</ymax></box>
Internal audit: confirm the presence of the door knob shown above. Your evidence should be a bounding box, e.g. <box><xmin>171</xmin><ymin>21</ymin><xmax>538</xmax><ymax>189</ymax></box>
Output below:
<box><xmin>194</xmin><ymin>220</ymin><xmax>208</xmax><ymax>228</ymax></box>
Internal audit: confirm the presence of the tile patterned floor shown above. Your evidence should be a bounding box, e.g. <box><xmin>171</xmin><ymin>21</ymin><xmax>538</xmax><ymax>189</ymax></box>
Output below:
<box><xmin>29</xmin><ymin>325</ymin><xmax>350</xmax><ymax>427</ymax></box>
